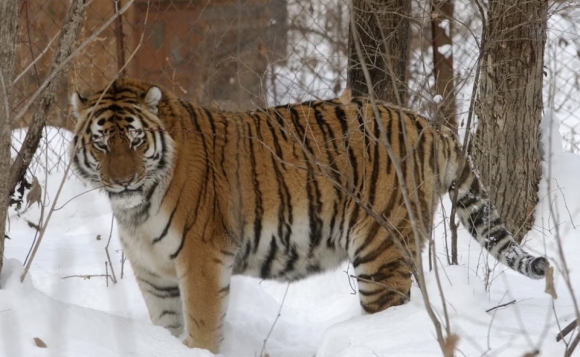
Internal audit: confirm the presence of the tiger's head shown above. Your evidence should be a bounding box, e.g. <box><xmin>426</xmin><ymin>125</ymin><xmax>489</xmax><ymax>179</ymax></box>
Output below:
<box><xmin>70</xmin><ymin>79</ymin><xmax>174</xmax><ymax>208</ymax></box>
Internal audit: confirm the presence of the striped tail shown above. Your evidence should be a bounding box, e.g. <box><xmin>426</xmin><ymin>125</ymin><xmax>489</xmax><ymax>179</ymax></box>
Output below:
<box><xmin>448</xmin><ymin>156</ymin><xmax>547</xmax><ymax>279</ymax></box>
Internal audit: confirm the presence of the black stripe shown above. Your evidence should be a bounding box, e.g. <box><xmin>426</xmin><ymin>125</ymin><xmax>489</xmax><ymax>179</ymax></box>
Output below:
<box><xmin>152</xmin><ymin>198</ymin><xmax>179</xmax><ymax>244</ymax></box>
<box><xmin>170</xmin><ymin>223</ymin><xmax>193</xmax><ymax>259</ymax></box>
<box><xmin>219</xmin><ymin>113</ymin><xmax>229</xmax><ymax>174</ymax></box>
<box><xmin>392</xmin><ymin>108</ymin><xmax>407</xmax><ymax>177</ymax></box>
<box><xmin>138</xmin><ymin>278</ymin><xmax>180</xmax><ymax>298</ymax></box>
<box><xmin>335</xmin><ymin>105</ymin><xmax>359</xmax><ymax>192</ymax></box>
<box><xmin>457</xmin><ymin>194</ymin><xmax>479</xmax><ymax>209</ymax></box>
<box><xmin>494</xmin><ymin>236</ymin><xmax>512</xmax><ymax>257</ymax></box>
<box><xmin>479</xmin><ymin>217</ymin><xmax>502</xmax><ymax>237</ymax></box>
<box><xmin>385</xmin><ymin>109</ymin><xmax>395</xmax><ymax>175</ymax></box>
<box><xmin>272</xmin><ymin>108</ymin><xmax>288</xmax><ymax>141</ymax></box>
<box><xmin>352</xmin><ymin>238</ymin><xmax>395</xmax><ymax>268</ymax></box>
<box><xmin>353</xmin><ymin>222</ymin><xmax>381</xmax><ymax>257</ymax></box>
<box><xmin>247</xmin><ymin>122</ymin><xmax>264</xmax><ymax>254</ymax></box>
<box><xmin>265</xmin><ymin>116</ymin><xmax>285</xmax><ymax>166</ymax></box>
<box><xmin>468</xmin><ymin>204</ymin><xmax>491</xmax><ymax>231</ymax></box>
<box><xmin>280</xmin><ymin>244</ymin><xmax>299</xmax><ymax>277</ymax></box>
<box><xmin>367</xmin><ymin>106</ymin><xmax>382</xmax><ymax>205</ymax></box>
<box><xmin>352</xmin><ymin>98</ymin><xmax>372</xmax><ymax>160</ymax></box>
<box><xmin>272</xmin><ymin>154</ymin><xmax>293</xmax><ymax>251</ymax></box>
<box><xmin>260</xmin><ymin>236</ymin><xmax>278</xmax><ymax>278</ymax></box>
<box><xmin>158</xmin><ymin>310</ymin><xmax>178</xmax><ymax>319</ymax></box>
<box><xmin>306</xmin><ymin>168</ymin><xmax>323</xmax><ymax>252</ymax></box>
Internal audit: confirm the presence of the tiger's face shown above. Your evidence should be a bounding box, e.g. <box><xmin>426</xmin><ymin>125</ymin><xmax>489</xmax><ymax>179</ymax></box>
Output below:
<box><xmin>70</xmin><ymin>84</ymin><xmax>174</xmax><ymax>208</ymax></box>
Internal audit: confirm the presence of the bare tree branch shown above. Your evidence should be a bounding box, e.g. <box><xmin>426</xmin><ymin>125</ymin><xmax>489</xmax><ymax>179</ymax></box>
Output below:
<box><xmin>9</xmin><ymin>0</ymin><xmax>87</xmax><ymax>198</ymax></box>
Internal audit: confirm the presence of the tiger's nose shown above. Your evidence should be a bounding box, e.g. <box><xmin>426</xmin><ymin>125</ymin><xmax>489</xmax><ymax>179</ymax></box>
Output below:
<box><xmin>112</xmin><ymin>175</ymin><xmax>135</xmax><ymax>187</ymax></box>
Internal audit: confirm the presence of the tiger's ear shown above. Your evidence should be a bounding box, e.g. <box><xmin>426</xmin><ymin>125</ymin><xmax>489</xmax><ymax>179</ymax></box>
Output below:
<box><xmin>70</xmin><ymin>91</ymin><xmax>87</xmax><ymax>117</ymax></box>
<box><xmin>143</xmin><ymin>86</ymin><xmax>162</xmax><ymax>115</ymax></box>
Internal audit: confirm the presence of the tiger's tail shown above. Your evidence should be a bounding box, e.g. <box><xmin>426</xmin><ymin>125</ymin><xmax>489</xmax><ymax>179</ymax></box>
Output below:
<box><xmin>441</xmin><ymin>136</ymin><xmax>547</xmax><ymax>279</ymax></box>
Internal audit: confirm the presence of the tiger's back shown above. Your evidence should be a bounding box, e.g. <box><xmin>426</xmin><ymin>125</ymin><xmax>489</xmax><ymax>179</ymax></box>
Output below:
<box><xmin>199</xmin><ymin>97</ymin><xmax>449</xmax><ymax>282</ymax></box>
<box><xmin>70</xmin><ymin>78</ymin><xmax>546</xmax><ymax>353</ymax></box>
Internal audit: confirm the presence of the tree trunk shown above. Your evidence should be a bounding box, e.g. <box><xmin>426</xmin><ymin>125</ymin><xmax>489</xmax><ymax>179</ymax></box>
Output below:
<box><xmin>471</xmin><ymin>0</ymin><xmax>547</xmax><ymax>243</ymax></box>
<box><xmin>430</xmin><ymin>0</ymin><xmax>457</xmax><ymax>131</ymax></box>
<box><xmin>347</xmin><ymin>0</ymin><xmax>410</xmax><ymax>104</ymax></box>
<box><xmin>0</xmin><ymin>0</ymin><xmax>20</xmax><ymax>285</ymax></box>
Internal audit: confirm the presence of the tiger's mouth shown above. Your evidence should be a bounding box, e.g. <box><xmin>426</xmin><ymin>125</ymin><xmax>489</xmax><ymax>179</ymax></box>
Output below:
<box><xmin>107</xmin><ymin>186</ymin><xmax>142</xmax><ymax>195</ymax></box>
<box><xmin>101</xmin><ymin>174</ymin><xmax>147</xmax><ymax>193</ymax></box>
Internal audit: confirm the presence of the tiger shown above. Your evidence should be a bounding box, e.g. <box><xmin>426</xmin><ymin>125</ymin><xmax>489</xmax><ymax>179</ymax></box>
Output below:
<box><xmin>70</xmin><ymin>77</ymin><xmax>547</xmax><ymax>353</ymax></box>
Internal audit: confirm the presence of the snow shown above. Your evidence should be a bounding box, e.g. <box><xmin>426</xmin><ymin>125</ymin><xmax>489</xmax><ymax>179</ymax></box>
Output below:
<box><xmin>436</xmin><ymin>44</ymin><xmax>452</xmax><ymax>59</ymax></box>
<box><xmin>2</xmin><ymin>111</ymin><xmax>579</xmax><ymax>357</ymax></box>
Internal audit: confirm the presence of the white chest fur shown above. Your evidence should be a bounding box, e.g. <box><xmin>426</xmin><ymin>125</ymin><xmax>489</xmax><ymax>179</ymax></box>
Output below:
<box><xmin>115</xmin><ymin>204</ymin><xmax>181</xmax><ymax>279</ymax></box>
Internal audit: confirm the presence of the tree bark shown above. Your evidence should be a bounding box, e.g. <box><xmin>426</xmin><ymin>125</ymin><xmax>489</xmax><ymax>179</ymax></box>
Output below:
<box><xmin>471</xmin><ymin>0</ymin><xmax>547</xmax><ymax>243</ymax></box>
<box><xmin>347</xmin><ymin>0</ymin><xmax>410</xmax><ymax>104</ymax></box>
<box><xmin>430</xmin><ymin>0</ymin><xmax>457</xmax><ymax>131</ymax></box>
<box><xmin>0</xmin><ymin>0</ymin><xmax>20</xmax><ymax>285</ymax></box>
<box><xmin>9</xmin><ymin>0</ymin><xmax>87</xmax><ymax>197</ymax></box>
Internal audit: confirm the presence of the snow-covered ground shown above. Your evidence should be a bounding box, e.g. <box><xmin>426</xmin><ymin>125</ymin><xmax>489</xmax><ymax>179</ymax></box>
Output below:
<box><xmin>1</xmin><ymin>112</ymin><xmax>578</xmax><ymax>357</ymax></box>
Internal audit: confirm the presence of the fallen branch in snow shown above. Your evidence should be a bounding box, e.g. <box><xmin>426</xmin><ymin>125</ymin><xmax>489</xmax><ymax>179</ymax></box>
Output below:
<box><xmin>61</xmin><ymin>274</ymin><xmax>110</xmax><ymax>280</ymax></box>
<box><xmin>556</xmin><ymin>318</ymin><xmax>578</xmax><ymax>342</ymax></box>
<box><xmin>485</xmin><ymin>299</ymin><xmax>516</xmax><ymax>313</ymax></box>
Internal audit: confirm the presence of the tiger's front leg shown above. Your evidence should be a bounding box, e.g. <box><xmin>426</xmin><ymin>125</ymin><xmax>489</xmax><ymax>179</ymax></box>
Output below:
<box><xmin>175</xmin><ymin>231</ymin><xmax>235</xmax><ymax>353</ymax></box>
<box><xmin>133</xmin><ymin>269</ymin><xmax>184</xmax><ymax>337</ymax></box>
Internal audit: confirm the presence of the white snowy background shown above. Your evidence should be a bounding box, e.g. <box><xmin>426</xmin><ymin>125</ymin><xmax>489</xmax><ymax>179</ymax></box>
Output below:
<box><xmin>2</xmin><ymin>1</ymin><xmax>580</xmax><ymax>357</ymax></box>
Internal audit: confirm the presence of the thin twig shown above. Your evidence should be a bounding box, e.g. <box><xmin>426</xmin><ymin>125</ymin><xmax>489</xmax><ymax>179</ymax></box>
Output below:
<box><xmin>13</xmin><ymin>30</ymin><xmax>61</xmax><ymax>85</ymax></box>
<box><xmin>557</xmin><ymin>318</ymin><xmax>579</xmax><ymax>342</ymax></box>
<box><xmin>112</xmin><ymin>0</ymin><xmax>127</xmax><ymax>76</ymax></box>
<box><xmin>105</xmin><ymin>214</ymin><xmax>117</xmax><ymax>284</ymax></box>
<box><xmin>61</xmin><ymin>274</ymin><xmax>109</xmax><ymax>280</ymax></box>
<box><xmin>53</xmin><ymin>186</ymin><xmax>104</xmax><ymax>211</ymax></box>
<box><xmin>260</xmin><ymin>283</ymin><xmax>290</xmax><ymax>357</ymax></box>
<box><xmin>120</xmin><ymin>251</ymin><xmax>126</xmax><ymax>279</ymax></box>
<box><xmin>564</xmin><ymin>332</ymin><xmax>580</xmax><ymax>357</ymax></box>
<box><xmin>485</xmin><ymin>299</ymin><xmax>516</xmax><ymax>313</ymax></box>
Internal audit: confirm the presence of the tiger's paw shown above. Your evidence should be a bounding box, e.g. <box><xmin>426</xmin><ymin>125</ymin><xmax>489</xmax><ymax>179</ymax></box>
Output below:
<box><xmin>182</xmin><ymin>336</ymin><xmax>196</xmax><ymax>349</ymax></box>
<box><xmin>530</xmin><ymin>256</ymin><xmax>548</xmax><ymax>279</ymax></box>
<box><xmin>182</xmin><ymin>335</ymin><xmax>218</xmax><ymax>354</ymax></box>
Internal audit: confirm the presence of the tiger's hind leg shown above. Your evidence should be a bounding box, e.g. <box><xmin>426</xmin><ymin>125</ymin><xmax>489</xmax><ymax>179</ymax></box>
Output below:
<box><xmin>349</xmin><ymin>226</ymin><xmax>415</xmax><ymax>313</ymax></box>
